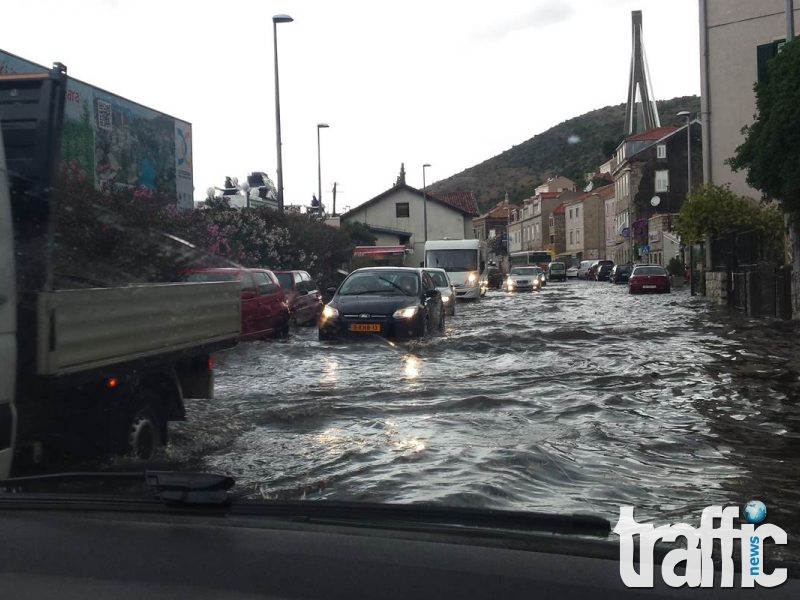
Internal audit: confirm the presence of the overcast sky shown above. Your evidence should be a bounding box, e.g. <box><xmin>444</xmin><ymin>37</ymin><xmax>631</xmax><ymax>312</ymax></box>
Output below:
<box><xmin>5</xmin><ymin>0</ymin><xmax>700</xmax><ymax>211</ymax></box>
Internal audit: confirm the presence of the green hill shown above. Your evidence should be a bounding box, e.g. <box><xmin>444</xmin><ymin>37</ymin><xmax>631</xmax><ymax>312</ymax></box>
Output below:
<box><xmin>430</xmin><ymin>96</ymin><xmax>701</xmax><ymax>213</ymax></box>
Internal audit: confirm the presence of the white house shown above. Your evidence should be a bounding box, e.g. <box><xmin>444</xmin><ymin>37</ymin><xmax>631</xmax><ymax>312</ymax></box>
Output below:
<box><xmin>340</xmin><ymin>165</ymin><xmax>479</xmax><ymax>267</ymax></box>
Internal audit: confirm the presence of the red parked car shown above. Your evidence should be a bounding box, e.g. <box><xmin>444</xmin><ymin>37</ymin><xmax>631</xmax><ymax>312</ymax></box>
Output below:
<box><xmin>628</xmin><ymin>265</ymin><xmax>671</xmax><ymax>294</ymax></box>
<box><xmin>180</xmin><ymin>268</ymin><xmax>289</xmax><ymax>340</ymax></box>
<box><xmin>273</xmin><ymin>270</ymin><xmax>324</xmax><ymax>326</ymax></box>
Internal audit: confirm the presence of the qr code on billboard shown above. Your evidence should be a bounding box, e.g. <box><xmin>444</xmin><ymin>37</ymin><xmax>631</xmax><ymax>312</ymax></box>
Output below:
<box><xmin>97</xmin><ymin>100</ymin><xmax>112</xmax><ymax>131</ymax></box>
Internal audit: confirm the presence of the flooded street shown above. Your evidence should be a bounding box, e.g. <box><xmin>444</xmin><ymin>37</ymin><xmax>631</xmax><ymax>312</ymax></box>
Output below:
<box><xmin>168</xmin><ymin>280</ymin><xmax>800</xmax><ymax>553</ymax></box>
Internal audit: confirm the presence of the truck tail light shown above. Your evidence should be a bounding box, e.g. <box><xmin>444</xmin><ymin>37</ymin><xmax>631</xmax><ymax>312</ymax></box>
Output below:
<box><xmin>107</xmin><ymin>377</ymin><xmax>119</xmax><ymax>389</ymax></box>
<box><xmin>208</xmin><ymin>357</ymin><xmax>214</xmax><ymax>371</ymax></box>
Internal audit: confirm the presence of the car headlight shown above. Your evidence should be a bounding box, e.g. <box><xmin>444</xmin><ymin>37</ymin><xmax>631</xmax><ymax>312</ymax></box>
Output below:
<box><xmin>321</xmin><ymin>305</ymin><xmax>339</xmax><ymax>320</ymax></box>
<box><xmin>467</xmin><ymin>273</ymin><xmax>478</xmax><ymax>284</ymax></box>
<box><xmin>393</xmin><ymin>306</ymin><xmax>419</xmax><ymax>319</ymax></box>
<box><xmin>507</xmin><ymin>279</ymin><xmax>515</xmax><ymax>287</ymax></box>
<box><xmin>442</xmin><ymin>296</ymin><xmax>450</xmax><ymax>303</ymax></box>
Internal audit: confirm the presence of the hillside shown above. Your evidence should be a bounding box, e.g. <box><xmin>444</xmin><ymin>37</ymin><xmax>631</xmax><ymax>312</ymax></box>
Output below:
<box><xmin>430</xmin><ymin>96</ymin><xmax>701</xmax><ymax>214</ymax></box>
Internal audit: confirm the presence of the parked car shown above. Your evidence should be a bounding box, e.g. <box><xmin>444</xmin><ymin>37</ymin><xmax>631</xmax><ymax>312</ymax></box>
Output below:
<box><xmin>486</xmin><ymin>266</ymin><xmax>504</xmax><ymax>290</ymax></box>
<box><xmin>628</xmin><ymin>265</ymin><xmax>671</xmax><ymax>294</ymax></box>
<box><xmin>548</xmin><ymin>262</ymin><xmax>567</xmax><ymax>281</ymax></box>
<box><xmin>609</xmin><ymin>264</ymin><xmax>633</xmax><ymax>284</ymax></box>
<box><xmin>273</xmin><ymin>270</ymin><xmax>324</xmax><ymax>326</ymax></box>
<box><xmin>181</xmin><ymin>268</ymin><xmax>289</xmax><ymax>340</ymax></box>
<box><xmin>425</xmin><ymin>268</ymin><xmax>457</xmax><ymax>316</ymax></box>
<box><xmin>505</xmin><ymin>267</ymin><xmax>542</xmax><ymax>292</ymax></box>
<box><xmin>577</xmin><ymin>260</ymin><xmax>594</xmax><ymax>279</ymax></box>
<box><xmin>588</xmin><ymin>260</ymin><xmax>613</xmax><ymax>280</ymax></box>
<box><xmin>595</xmin><ymin>263</ymin><xmax>614</xmax><ymax>281</ymax></box>
<box><xmin>566</xmin><ymin>266</ymin><xmax>579</xmax><ymax>279</ymax></box>
<box><xmin>319</xmin><ymin>267</ymin><xmax>444</xmax><ymax>340</ymax></box>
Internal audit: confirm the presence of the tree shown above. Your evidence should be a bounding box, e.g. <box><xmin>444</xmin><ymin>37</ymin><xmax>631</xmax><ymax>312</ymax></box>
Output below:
<box><xmin>729</xmin><ymin>38</ymin><xmax>800</xmax><ymax>219</ymax></box>
<box><xmin>675</xmin><ymin>184</ymin><xmax>766</xmax><ymax>241</ymax></box>
<box><xmin>340</xmin><ymin>221</ymin><xmax>377</xmax><ymax>246</ymax></box>
<box><xmin>489</xmin><ymin>235</ymin><xmax>506</xmax><ymax>257</ymax></box>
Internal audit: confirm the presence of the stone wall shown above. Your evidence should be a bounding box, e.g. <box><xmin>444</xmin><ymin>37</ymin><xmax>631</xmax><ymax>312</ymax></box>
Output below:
<box><xmin>705</xmin><ymin>271</ymin><xmax>728</xmax><ymax>306</ymax></box>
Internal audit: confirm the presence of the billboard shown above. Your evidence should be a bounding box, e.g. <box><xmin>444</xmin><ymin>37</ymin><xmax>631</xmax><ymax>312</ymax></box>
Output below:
<box><xmin>0</xmin><ymin>49</ymin><xmax>194</xmax><ymax>210</ymax></box>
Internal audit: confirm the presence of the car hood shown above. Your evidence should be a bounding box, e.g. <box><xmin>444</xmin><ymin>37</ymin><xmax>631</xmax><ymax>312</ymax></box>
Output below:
<box><xmin>332</xmin><ymin>295</ymin><xmax>419</xmax><ymax>314</ymax></box>
<box><xmin>509</xmin><ymin>274</ymin><xmax>538</xmax><ymax>281</ymax></box>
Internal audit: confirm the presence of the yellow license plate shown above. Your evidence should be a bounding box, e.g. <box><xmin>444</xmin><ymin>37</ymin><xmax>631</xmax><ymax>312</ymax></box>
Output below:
<box><xmin>349</xmin><ymin>324</ymin><xmax>381</xmax><ymax>332</ymax></box>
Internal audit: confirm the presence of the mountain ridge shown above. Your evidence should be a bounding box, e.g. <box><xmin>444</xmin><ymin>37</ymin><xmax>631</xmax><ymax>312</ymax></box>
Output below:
<box><xmin>430</xmin><ymin>95</ymin><xmax>701</xmax><ymax>214</ymax></box>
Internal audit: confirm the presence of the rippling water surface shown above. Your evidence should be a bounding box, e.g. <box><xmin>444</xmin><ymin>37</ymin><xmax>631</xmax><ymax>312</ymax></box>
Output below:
<box><xmin>166</xmin><ymin>280</ymin><xmax>800</xmax><ymax>555</ymax></box>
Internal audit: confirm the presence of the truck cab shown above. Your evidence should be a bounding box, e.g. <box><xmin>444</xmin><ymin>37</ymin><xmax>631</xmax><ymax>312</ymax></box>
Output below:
<box><xmin>424</xmin><ymin>239</ymin><xmax>485</xmax><ymax>300</ymax></box>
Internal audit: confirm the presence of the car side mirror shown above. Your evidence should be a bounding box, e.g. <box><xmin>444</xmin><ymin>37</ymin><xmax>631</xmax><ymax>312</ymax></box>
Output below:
<box><xmin>241</xmin><ymin>290</ymin><xmax>256</xmax><ymax>300</ymax></box>
<box><xmin>326</xmin><ymin>287</ymin><xmax>337</xmax><ymax>296</ymax></box>
<box><xmin>425</xmin><ymin>289</ymin><xmax>439</xmax><ymax>298</ymax></box>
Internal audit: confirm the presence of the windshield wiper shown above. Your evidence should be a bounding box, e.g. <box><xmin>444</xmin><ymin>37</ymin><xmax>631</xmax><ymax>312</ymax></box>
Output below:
<box><xmin>1</xmin><ymin>471</ymin><xmax>235</xmax><ymax>506</ymax></box>
<box><xmin>378</xmin><ymin>277</ymin><xmax>415</xmax><ymax>296</ymax></box>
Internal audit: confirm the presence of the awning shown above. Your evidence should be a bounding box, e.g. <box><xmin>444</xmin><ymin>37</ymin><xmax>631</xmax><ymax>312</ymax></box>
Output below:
<box><xmin>353</xmin><ymin>245</ymin><xmax>406</xmax><ymax>257</ymax></box>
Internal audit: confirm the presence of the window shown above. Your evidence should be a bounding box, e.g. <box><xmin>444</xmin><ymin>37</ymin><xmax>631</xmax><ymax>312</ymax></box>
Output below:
<box><xmin>549</xmin><ymin>217</ymin><xmax>554</xmax><ymax>227</ymax></box>
<box><xmin>240</xmin><ymin>273</ymin><xmax>256</xmax><ymax>294</ymax></box>
<box><xmin>570</xmin><ymin>231</ymin><xmax>574</xmax><ymax>244</ymax></box>
<box><xmin>253</xmin><ymin>272</ymin><xmax>277</xmax><ymax>295</ymax></box>
<box><xmin>569</xmin><ymin>209</ymin><xmax>573</xmax><ymax>219</ymax></box>
<box><xmin>422</xmin><ymin>273</ymin><xmax>434</xmax><ymax>291</ymax></box>
<box><xmin>657</xmin><ymin>144</ymin><xmax>667</xmax><ymax>159</ymax></box>
<box><xmin>576</xmin><ymin>230</ymin><xmax>581</xmax><ymax>244</ymax></box>
<box><xmin>489</xmin><ymin>229</ymin><xmax>496</xmax><ymax>239</ymax></box>
<box><xmin>396</xmin><ymin>202</ymin><xmax>409</xmax><ymax>218</ymax></box>
<box><xmin>655</xmin><ymin>170</ymin><xmax>669</xmax><ymax>192</ymax></box>
<box><xmin>575</xmin><ymin>207</ymin><xmax>580</xmax><ymax>218</ymax></box>
<box><xmin>550</xmin><ymin>234</ymin><xmax>555</xmax><ymax>244</ymax></box>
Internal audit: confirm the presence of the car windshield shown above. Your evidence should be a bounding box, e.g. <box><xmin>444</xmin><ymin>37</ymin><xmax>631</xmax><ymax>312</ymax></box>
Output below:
<box><xmin>425</xmin><ymin>249</ymin><xmax>478</xmax><ymax>272</ymax></box>
<box><xmin>7</xmin><ymin>0</ymin><xmax>800</xmax><ymax>573</ymax></box>
<box><xmin>339</xmin><ymin>271</ymin><xmax>419</xmax><ymax>296</ymax></box>
<box><xmin>274</xmin><ymin>273</ymin><xmax>294</xmax><ymax>289</ymax></box>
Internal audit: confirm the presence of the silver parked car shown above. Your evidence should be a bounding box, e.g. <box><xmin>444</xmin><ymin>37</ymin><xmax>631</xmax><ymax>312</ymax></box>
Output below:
<box><xmin>425</xmin><ymin>268</ymin><xmax>457</xmax><ymax>316</ymax></box>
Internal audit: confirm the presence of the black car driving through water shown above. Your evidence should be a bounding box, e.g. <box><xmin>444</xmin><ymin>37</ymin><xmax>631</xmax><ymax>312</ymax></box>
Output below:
<box><xmin>486</xmin><ymin>266</ymin><xmax>504</xmax><ymax>289</ymax></box>
<box><xmin>319</xmin><ymin>267</ymin><xmax>444</xmax><ymax>340</ymax></box>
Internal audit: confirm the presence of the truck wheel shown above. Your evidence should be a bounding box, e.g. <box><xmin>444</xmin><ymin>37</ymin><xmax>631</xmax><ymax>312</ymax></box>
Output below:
<box><xmin>123</xmin><ymin>391</ymin><xmax>165</xmax><ymax>460</ymax></box>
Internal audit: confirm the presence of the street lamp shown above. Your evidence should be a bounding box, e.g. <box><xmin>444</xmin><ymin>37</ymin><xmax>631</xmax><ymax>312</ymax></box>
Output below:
<box><xmin>422</xmin><ymin>164</ymin><xmax>431</xmax><ymax>243</ymax></box>
<box><xmin>317</xmin><ymin>123</ymin><xmax>329</xmax><ymax>215</ymax></box>
<box><xmin>677</xmin><ymin>111</ymin><xmax>692</xmax><ymax>197</ymax></box>
<box><xmin>678</xmin><ymin>110</ymin><xmax>694</xmax><ymax>293</ymax></box>
<box><xmin>273</xmin><ymin>13</ymin><xmax>293</xmax><ymax>213</ymax></box>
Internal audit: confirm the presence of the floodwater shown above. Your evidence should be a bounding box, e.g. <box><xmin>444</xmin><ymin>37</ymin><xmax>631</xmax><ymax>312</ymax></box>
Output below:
<box><xmin>166</xmin><ymin>278</ymin><xmax>800</xmax><ymax>557</ymax></box>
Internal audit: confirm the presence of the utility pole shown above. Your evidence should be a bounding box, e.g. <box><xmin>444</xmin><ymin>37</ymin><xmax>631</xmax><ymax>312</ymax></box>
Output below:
<box><xmin>788</xmin><ymin>0</ymin><xmax>795</xmax><ymax>42</ymax></box>
<box><xmin>332</xmin><ymin>182</ymin><xmax>338</xmax><ymax>216</ymax></box>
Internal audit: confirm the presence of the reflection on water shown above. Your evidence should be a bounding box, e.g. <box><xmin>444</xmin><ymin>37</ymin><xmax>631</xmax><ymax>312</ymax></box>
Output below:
<box><xmin>404</xmin><ymin>355</ymin><xmax>420</xmax><ymax>380</ymax></box>
<box><xmin>167</xmin><ymin>282</ymin><xmax>800</xmax><ymax>560</ymax></box>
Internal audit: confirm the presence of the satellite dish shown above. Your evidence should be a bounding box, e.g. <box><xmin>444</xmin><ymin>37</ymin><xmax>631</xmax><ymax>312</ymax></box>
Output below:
<box><xmin>584</xmin><ymin>182</ymin><xmax>594</xmax><ymax>193</ymax></box>
<box><xmin>650</xmin><ymin>196</ymin><xmax>661</xmax><ymax>207</ymax></box>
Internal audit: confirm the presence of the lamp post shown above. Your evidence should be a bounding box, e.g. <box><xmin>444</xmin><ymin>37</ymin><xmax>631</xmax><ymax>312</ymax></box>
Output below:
<box><xmin>317</xmin><ymin>123</ymin><xmax>329</xmax><ymax>215</ymax></box>
<box><xmin>423</xmin><ymin>164</ymin><xmax>431</xmax><ymax>243</ymax></box>
<box><xmin>272</xmin><ymin>13</ymin><xmax>293</xmax><ymax>213</ymax></box>
<box><xmin>678</xmin><ymin>110</ymin><xmax>694</xmax><ymax>293</ymax></box>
